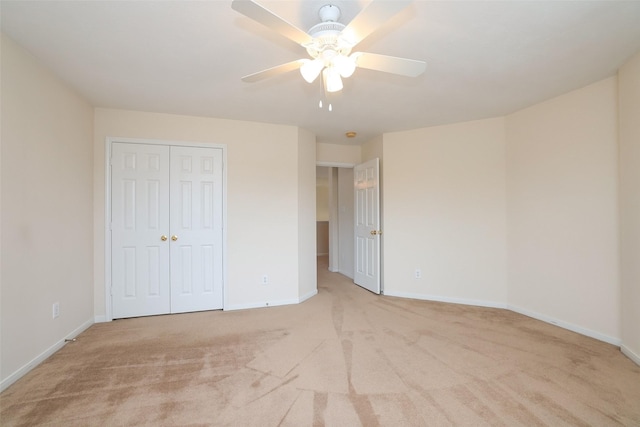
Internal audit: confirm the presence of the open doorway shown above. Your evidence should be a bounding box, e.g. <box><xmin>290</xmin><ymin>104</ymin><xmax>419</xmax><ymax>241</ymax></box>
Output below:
<box><xmin>316</xmin><ymin>166</ymin><xmax>330</xmax><ymax>257</ymax></box>
<box><xmin>316</xmin><ymin>166</ymin><xmax>354</xmax><ymax>279</ymax></box>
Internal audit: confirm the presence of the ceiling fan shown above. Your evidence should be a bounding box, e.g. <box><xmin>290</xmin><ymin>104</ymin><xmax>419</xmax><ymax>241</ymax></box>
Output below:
<box><xmin>231</xmin><ymin>0</ymin><xmax>426</xmax><ymax>93</ymax></box>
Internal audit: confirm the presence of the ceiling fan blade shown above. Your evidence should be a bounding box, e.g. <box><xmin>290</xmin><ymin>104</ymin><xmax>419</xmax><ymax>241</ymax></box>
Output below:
<box><xmin>231</xmin><ymin>0</ymin><xmax>313</xmax><ymax>46</ymax></box>
<box><xmin>341</xmin><ymin>0</ymin><xmax>412</xmax><ymax>47</ymax></box>
<box><xmin>354</xmin><ymin>52</ymin><xmax>426</xmax><ymax>77</ymax></box>
<box><xmin>241</xmin><ymin>59</ymin><xmax>307</xmax><ymax>83</ymax></box>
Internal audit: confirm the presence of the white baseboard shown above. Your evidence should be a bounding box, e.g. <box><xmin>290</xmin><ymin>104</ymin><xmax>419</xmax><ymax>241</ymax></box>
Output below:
<box><xmin>383</xmin><ymin>290</ymin><xmax>507</xmax><ymax>309</ymax></box>
<box><xmin>1</xmin><ymin>318</ymin><xmax>94</xmax><ymax>393</ymax></box>
<box><xmin>338</xmin><ymin>270</ymin><xmax>354</xmax><ymax>280</ymax></box>
<box><xmin>620</xmin><ymin>344</ymin><xmax>640</xmax><ymax>366</ymax></box>
<box><xmin>94</xmin><ymin>314</ymin><xmax>109</xmax><ymax>323</ymax></box>
<box><xmin>225</xmin><ymin>298</ymin><xmax>304</xmax><ymax>311</ymax></box>
<box><xmin>299</xmin><ymin>289</ymin><xmax>318</xmax><ymax>303</ymax></box>
<box><xmin>507</xmin><ymin>304</ymin><xmax>620</xmax><ymax>346</ymax></box>
<box><xmin>381</xmin><ymin>291</ymin><xmax>622</xmax><ymax>347</ymax></box>
<box><xmin>226</xmin><ymin>288</ymin><xmax>319</xmax><ymax>311</ymax></box>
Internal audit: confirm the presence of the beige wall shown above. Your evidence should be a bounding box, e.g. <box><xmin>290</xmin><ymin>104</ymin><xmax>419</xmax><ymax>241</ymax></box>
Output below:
<box><xmin>297</xmin><ymin>128</ymin><xmax>317</xmax><ymax>300</ymax></box>
<box><xmin>619</xmin><ymin>51</ymin><xmax>640</xmax><ymax>363</ymax></box>
<box><xmin>316</xmin><ymin>169</ymin><xmax>330</xmax><ymax>221</ymax></box>
<box><xmin>506</xmin><ymin>77</ymin><xmax>619</xmax><ymax>343</ymax></box>
<box><xmin>316</xmin><ymin>222</ymin><xmax>329</xmax><ymax>255</ymax></box>
<box><xmin>316</xmin><ymin>168</ymin><xmax>330</xmax><ymax>255</ymax></box>
<box><xmin>337</xmin><ymin>168</ymin><xmax>355</xmax><ymax>278</ymax></box>
<box><xmin>361</xmin><ymin>135</ymin><xmax>383</xmax><ymax>163</ymax></box>
<box><xmin>93</xmin><ymin>109</ymin><xmax>315</xmax><ymax>313</ymax></box>
<box><xmin>316</xmin><ymin>142</ymin><xmax>361</xmax><ymax>165</ymax></box>
<box><xmin>316</xmin><ymin>188</ymin><xmax>329</xmax><ymax>220</ymax></box>
<box><xmin>381</xmin><ymin>79</ymin><xmax>622</xmax><ymax>346</ymax></box>
<box><xmin>1</xmin><ymin>35</ymin><xmax>94</xmax><ymax>387</ymax></box>
<box><xmin>383</xmin><ymin>118</ymin><xmax>508</xmax><ymax>306</ymax></box>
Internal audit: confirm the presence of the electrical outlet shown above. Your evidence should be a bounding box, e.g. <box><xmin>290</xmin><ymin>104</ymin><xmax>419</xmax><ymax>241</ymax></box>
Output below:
<box><xmin>415</xmin><ymin>269</ymin><xmax>422</xmax><ymax>279</ymax></box>
<box><xmin>262</xmin><ymin>274</ymin><xmax>269</xmax><ymax>285</ymax></box>
<box><xmin>52</xmin><ymin>302</ymin><xmax>60</xmax><ymax>319</ymax></box>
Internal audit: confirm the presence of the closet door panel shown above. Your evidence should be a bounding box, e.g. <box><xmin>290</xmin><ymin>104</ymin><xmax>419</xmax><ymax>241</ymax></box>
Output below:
<box><xmin>169</xmin><ymin>146</ymin><xmax>224</xmax><ymax>313</ymax></box>
<box><xmin>111</xmin><ymin>143</ymin><xmax>171</xmax><ymax>318</ymax></box>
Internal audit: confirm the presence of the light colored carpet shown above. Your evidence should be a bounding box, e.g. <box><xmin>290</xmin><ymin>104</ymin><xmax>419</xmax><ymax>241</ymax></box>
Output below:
<box><xmin>2</xmin><ymin>256</ymin><xmax>640</xmax><ymax>426</ymax></box>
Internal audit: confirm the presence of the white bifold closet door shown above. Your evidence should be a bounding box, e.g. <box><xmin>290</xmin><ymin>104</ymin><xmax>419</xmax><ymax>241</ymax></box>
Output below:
<box><xmin>111</xmin><ymin>143</ymin><xmax>223</xmax><ymax>319</ymax></box>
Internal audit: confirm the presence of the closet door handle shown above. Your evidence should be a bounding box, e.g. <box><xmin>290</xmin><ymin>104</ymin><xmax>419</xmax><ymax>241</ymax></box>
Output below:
<box><xmin>161</xmin><ymin>235</ymin><xmax>168</xmax><ymax>241</ymax></box>
<box><xmin>171</xmin><ymin>235</ymin><xmax>178</xmax><ymax>241</ymax></box>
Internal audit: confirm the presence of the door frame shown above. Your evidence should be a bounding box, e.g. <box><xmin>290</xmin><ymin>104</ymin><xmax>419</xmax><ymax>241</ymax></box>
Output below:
<box><xmin>105</xmin><ymin>137</ymin><xmax>227</xmax><ymax>321</ymax></box>
<box><xmin>316</xmin><ymin>162</ymin><xmax>356</xmax><ymax>274</ymax></box>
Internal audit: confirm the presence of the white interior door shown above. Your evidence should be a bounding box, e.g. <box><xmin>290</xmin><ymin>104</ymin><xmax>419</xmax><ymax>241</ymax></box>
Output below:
<box><xmin>111</xmin><ymin>142</ymin><xmax>224</xmax><ymax>318</ymax></box>
<box><xmin>354</xmin><ymin>158</ymin><xmax>381</xmax><ymax>294</ymax></box>
<box><xmin>111</xmin><ymin>143</ymin><xmax>171</xmax><ymax>318</ymax></box>
<box><xmin>169</xmin><ymin>146</ymin><xmax>224</xmax><ymax>313</ymax></box>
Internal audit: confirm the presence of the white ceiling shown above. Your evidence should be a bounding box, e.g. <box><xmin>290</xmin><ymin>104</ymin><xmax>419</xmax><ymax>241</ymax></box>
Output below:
<box><xmin>2</xmin><ymin>1</ymin><xmax>640</xmax><ymax>146</ymax></box>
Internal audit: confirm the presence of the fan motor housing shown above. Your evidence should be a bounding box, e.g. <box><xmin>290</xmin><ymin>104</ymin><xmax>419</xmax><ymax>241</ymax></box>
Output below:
<box><xmin>318</xmin><ymin>4</ymin><xmax>340</xmax><ymax>22</ymax></box>
<box><xmin>306</xmin><ymin>5</ymin><xmax>351</xmax><ymax>57</ymax></box>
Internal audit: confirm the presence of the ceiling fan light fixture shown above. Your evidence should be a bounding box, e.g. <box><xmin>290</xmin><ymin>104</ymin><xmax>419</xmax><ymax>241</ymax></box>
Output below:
<box><xmin>323</xmin><ymin>67</ymin><xmax>343</xmax><ymax>93</ymax></box>
<box><xmin>300</xmin><ymin>58</ymin><xmax>324</xmax><ymax>83</ymax></box>
<box><xmin>232</xmin><ymin>0</ymin><xmax>426</xmax><ymax>94</ymax></box>
<box><xmin>333</xmin><ymin>54</ymin><xmax>356</xmax><ymax>78</ymax></box>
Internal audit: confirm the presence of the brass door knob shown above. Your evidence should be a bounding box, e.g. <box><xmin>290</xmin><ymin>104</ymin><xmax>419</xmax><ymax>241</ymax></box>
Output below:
<box><xmin>161</xmin><ymin>235</ymin><xmax>168</xmax><ymax>241</ymax></box>
<box><xmin>370</xmin><ymin>230</ymin><xmax>378</xmax><ymax>235</ymax></box>
<box><xmin>171</xmin><ymin>235</ymin><xmax>178</xmax><ymax>241</ymax></box>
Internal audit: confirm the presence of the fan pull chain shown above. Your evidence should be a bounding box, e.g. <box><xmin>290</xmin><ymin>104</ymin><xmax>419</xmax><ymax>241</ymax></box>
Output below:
<box><xmin>318</xmin><ymin>100</ymin><xmax>333</xmax><ymax>112</ymax></box>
